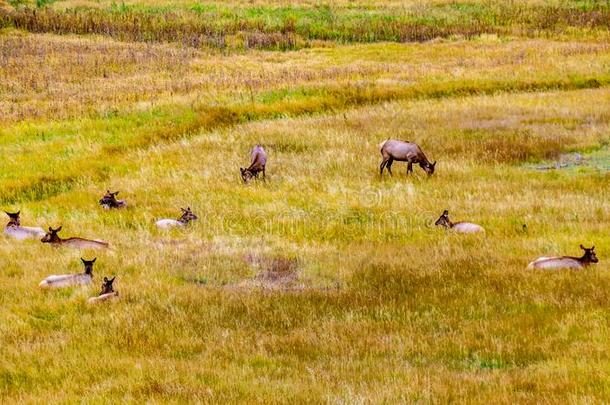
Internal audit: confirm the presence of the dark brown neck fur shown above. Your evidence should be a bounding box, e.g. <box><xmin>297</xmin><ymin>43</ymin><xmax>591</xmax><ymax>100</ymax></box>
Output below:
<box><xmin>418</xmin><ymin>152</ymin><xmax>431</xmax><ymax>168</ymax></box>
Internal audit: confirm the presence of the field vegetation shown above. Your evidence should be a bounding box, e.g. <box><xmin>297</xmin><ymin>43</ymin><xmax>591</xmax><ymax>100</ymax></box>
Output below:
<box><xmin>0</xmin><ymin>0</ymin><xmax>609</xmax><ymax>402</ymax></box>
<box><xmin>2</xmin><ymin>1</ymin><xmax>610</xmax><ymax>50</ymax></box>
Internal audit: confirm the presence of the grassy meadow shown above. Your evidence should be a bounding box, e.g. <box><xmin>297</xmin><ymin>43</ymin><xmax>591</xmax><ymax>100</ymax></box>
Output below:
<box><xmin>1</xmin><ymin>0</ymin><xmax>609</xmax><ymax>402</ymax></box>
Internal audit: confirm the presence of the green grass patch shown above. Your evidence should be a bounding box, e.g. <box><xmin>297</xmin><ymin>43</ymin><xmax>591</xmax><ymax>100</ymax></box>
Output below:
<box><xmin>2</xmin><ymin>1</ymin><xmax>609</xmax><ymax>49</ymax></box>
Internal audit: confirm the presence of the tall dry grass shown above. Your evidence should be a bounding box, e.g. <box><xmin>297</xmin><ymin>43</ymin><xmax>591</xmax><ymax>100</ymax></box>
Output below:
<box><xmin>2</xmin><ymin>32</ymin><xmax>609</xmax><ymax>123</ymax></box>
<box><xmin>1</xmin><ymin>1</ymin><xmax>609</xmax><ymax>49</ymax></box>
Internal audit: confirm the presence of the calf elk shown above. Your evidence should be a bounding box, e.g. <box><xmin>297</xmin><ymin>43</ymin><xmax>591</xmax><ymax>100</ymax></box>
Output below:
<box><xmin>99</xmin><ymin>190</ymin><xmax>127</xmax><ymax>209</ymax></box>
<box><xmin>155</xmin><ymin>207</ymin><xmax>198</xmax><ymax>229</ymax></box>
<box><xmin>88</xmin><ymin>276</ymin><xmax>119</xmax><ymax>303</ymax></box>
<box><xmin>435</xmin><ymin>210</ymin><xmax>485</xmax><ymax>233</ymax></box>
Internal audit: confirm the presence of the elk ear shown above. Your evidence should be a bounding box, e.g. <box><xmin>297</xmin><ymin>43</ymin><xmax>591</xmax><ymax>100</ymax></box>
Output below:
<box><xmin>109</xmin><ymin>276</ymin><xmax>115</xmax><ymax>283</ymax></box>
<box><xmin>432</xmin><ymin>161</ymin><xmax>437</xmax><ymax>167</ymax></box>
<box><xmin>56</xmin><ymin>226</ymin><xmax>62</xmax><ymax>232</ymax></box>
<box><xmin>81</xmin><ymin>258</ymin><xmax>86</xmax><ymax>264</ymax></box>
<box><xmin>48</xmin><ymin>226</ymin><xmax>53</xmax><ymax>232</ymax></box>
<box><xmin>591</xmin><ymin>246</ymin><xmax>595</xmax><ymax>250</ymax></box>
<box><xmin>91</xmin><ymin>258</ymin><xmax>97</xmax><ymax>263</ymax></box>
<box><xmin>443</xmin><ymin>210</ymin><xmax>449</xmax><ymax>216</ymax></box>
<box><xmin>103</xmin><ymin>277</ymin><xmax>109</xmax><ymax>282</ymax></box>
<box><xmin>580</xmin><ymin>244</ymin><xmax>585</xmax><ymax>250</ymax></box>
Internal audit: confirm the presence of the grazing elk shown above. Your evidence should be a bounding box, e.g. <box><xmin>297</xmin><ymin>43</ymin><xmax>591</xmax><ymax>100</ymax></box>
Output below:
<box><xmin>155</xmin><ymin>207</ymin><xmax>198</xmax><ymax>229</ymax></box>
<box><xmin>240</xmin><ymin>145</ymin><xmax>267</xmax><ymax>183</ymax></box>
<box><xmin>379</xmin><ymin>139</ymin><xmax>436</xmax><ymax>176</ymax></box>
<box><xmin>41</xmin><ymin>226</ymin><xmax>109</xmax><ymax>249</ymax></box>
<box><xmin>434</xmin><ymin>210</ymin><xmax>485</xmax><ymax>234</ymax></box>
<box><xmin>527</xmin><ymin>245</ymin><xmax>598</xmax><ymax>270</ymax></box>
<box><xmin>99</xmin><ymin>190</ymin><xmax>127</xmax><ymax>209</ymax></box>
<box><xmin>39</xmin><ymin>257</ymin><xmax>96</xmax><ymax>289</ymax></box>
<box><xmin>3</xmin><ymin>210</ymin><xmax>45</xmax><ymax>240</ymax></box>
<box><xmin>88</xmin><ymin>276</ymin><xmax>119</xmax><ymax>304</ymax></box>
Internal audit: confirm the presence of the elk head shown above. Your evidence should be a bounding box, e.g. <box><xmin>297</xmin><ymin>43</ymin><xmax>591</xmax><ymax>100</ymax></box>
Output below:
<box><xmin>99</xmin><ymin>190</ymin><xmax>121</xmax><ymax>208</ymax></box>
<box><xmin>5</xmin><ymin>210</ymin><xmax>20</xmax><ymax>226</ymax></box>
<box><xmin>240</xmin><ymin>168</ymin><xmax>254</xmax><ymax>183</ymax></box>
<box><xmin>434</xmin><ymin>210</ymin><xmax>451</xmax><ymax>228</ymax></box>
<box><xmin>580</xmin><ymin>244</ymin><xmax>598</xmax><ymax>264</ymax></box>
<box><xmin>81</xmin><ymin>257</ymin><xmax>97</xmax><ymax>275</ymax></box>
<box><xmin>424</xmin><ymin>161</ymin><xmax>437</xmax><ymax>176</ymax></box>
<box><xmin>41</xmin><ymin>226</ymin><xmax>62</xmax><ymax>243</ymax></box>
<box><xmin>100</xmin><ymin>276</ymin><xmax>116</xmax><ymax>295</ymax></box>
<box><xmin>179</xmin><ymin>207</ymin><xmax>198</xmax><ymax>224</ymax></box>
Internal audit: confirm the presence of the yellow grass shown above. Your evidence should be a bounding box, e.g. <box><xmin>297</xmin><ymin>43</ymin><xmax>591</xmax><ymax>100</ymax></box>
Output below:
<box><xmin>2</xmin><ymin>32</ymin><xmax>609</xmax><ymax>122</ymax></box>
<box><xmin>1</xmin><ymin>4</ymin><xmax>609</xmax><ymax>403</ymax></box>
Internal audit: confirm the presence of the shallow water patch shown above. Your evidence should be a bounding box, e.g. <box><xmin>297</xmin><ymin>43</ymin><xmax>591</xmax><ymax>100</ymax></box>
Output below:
<box><xmin>527</xmin><ymin>147</ymin><xmax>610</xmax><ymax>172</ymax></box>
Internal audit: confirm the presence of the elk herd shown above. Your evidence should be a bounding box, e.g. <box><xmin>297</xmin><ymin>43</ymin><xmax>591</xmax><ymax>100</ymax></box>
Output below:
<box><xmin>2</xmin><ymin>139</ymin><xmax>600</xmax><ymax>303</ymax></box>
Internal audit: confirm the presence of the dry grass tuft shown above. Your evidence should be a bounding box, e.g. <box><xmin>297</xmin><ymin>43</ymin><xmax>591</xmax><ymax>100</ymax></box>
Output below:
<box><xmin>244</xmin><ymin>31</ymin><xmax>298</xmax><ymax>50</ymax></box>
<box><xmin>253</xmin><ymin>256</ymin><xmax>300</xmax><ymax>284</ymax></box>
<box><xmin>233</xmin><ymin>254</ymin><xmax>303</xmax><ymax>290</ymax></box>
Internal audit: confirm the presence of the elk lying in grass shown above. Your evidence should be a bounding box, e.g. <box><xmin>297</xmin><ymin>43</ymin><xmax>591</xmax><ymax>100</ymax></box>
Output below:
<box><xmin>155</xmin><ymin>207</ymin><xmax>198</xmax><ymax>229</ymax></box>
<box><xmin>527</xmin><ymin>245</ymin><xmax>598</xmax><ymax>270</ymax></box>
<box><xmin>39</xmin><ymin>258</ymin><xmax>96</xmax><ymax>289</ymax></box>
<box><xmin>88</xmin><ymin>276</ymin><xmax>119</xmax><ymax>304</ymax></box>
<box><xmin>240</xmin><ymin>145</ymin><xmax>267</xmax><ymax>183</ymax></box>
<box><xmin>3</xmin><ymin>210</ymin><xmax>46</xmax><ymax>240</ymax></box>
<box><xmin>435</xmin><ymin>210</ymin><xmax>485</xmax><ymax>233</ymax></box>
<box><xmin>99</xmin><ymin>190</ymin><xmax>127</xmax><ymax>209</ymax></box>
<box><xmin>379</xmin><ymin>139</ymin><xmax>436</xmax><ymax>176</ymax></box>
<box><xmin>41</xmin><ymin>226</ymin><xmax>109</xmax><ymax>249</ymax></box>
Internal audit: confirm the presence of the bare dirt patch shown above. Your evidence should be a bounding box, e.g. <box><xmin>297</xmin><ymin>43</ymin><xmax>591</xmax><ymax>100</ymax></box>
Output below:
<box><xmin>228</xmin><ymin>254</ymin><xmax>305</xmax><ymax>291</ymax></box>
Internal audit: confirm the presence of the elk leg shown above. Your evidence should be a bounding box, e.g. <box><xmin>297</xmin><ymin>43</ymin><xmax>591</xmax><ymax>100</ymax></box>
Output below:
<box><xmin>262</xmin><ymin>166</ymin><xmax>266</xmax><ymax>181</ymax></box>
<box><xmin>407</xmin><ymin>161</ymin><xmax>413</xmax><ymax>174</ymax></box>
<box><xmin>386</xmin><ymin>158</ymin><xmax>394</xmax><ymax>176</ymax></box>
<box><xmin>380</xmin><ymin>158</ymin><xmax>388</xmax><ymax>175</ymax></box>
